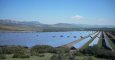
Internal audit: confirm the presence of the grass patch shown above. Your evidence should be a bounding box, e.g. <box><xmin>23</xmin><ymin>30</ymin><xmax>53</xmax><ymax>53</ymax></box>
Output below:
<box><xmin>106</xmin><ymin>36</ymin><xmax>115</xmax><ymax>51</ymax></box>
<box><xmin>4</xmin><ymin>54</ymin><xmax>103</xmax><ymax>60</ymax></box>
<box><xmin>4</xmin><ymin>53</ymin><xmax>53</xmax><ymax>60</ymax></box>
<box><xmin>107</xmin><ymin>32</ymin><xmax>115</xmax><ymax>39</ymax></box>
<box><xmin>75</xmin><ymin>56</ymin><xmax>101</xmax><ymax>60</ymax></box>
<box><xmin>105</xmin><ymin>32</ymin><xmax>115</xmax><ymax>50</ymax></box>
<box><xmin>97</xmin><ymin>34</ymin><xmax>102</xmax><ymax>48</ymax></box>
<box><xmin>0</xmin><ymin>25</ymin><xmax>42</xmax><ymax>31</ymax></box>
<box><xmin>81</xmin><ymin>33</ymin><xmax>99</xmax><ymax>49</ymax></box>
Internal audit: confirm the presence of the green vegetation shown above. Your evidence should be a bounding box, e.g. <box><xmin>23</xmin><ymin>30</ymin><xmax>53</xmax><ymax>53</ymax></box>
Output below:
<box><xmin>0</xmin><ymin>46</ymin><xmax>30</xmax><ymax>60</ymax></box>
<box><xmin>0</xmin><ymin>45</ymin><xmax>115</xmax><ymax>60</ymax></box>
<box><xmin>97</xmin><ymin>34</ymin><xmax>102</xmax><ymax>48</ymax></box>
<box><xmin>108</xmin><ymin>38</ymin><xmax>115</xmax><ymax>50</ymax></box>
<box><xmin>0</xmin><ymin>25</ymin><xmax>43</xmax><ymax>31</ymax></box>
<box><xmin>0</xmin><ymin>54</ymin><xmax>6</xmax><ymax>60</ymax></box>
<box><xmin>106</xmin><ymin>32</ymin><xmax>115</xmax><ymax>39</ymax></box>
<box><xmin>4</xmin><ymin>53</ymin><xmax>53</xmax><ymax>60</ymax></box>
<box><xmin>30</xmin><ymin>45</ymin><xmax>56</xmax><ymax>56</ymax></box>
<box><xmin>81</xmin><ymin>34</ymin><xmax>98</xmax><ymax>49</ymax></box>
<box><xmin>81</xmin><ymin>45</ymin><xmax>115</xmax><ymax>59</ymax></box>
<box><xmin>105</xmin><ymin>33</ymin><xmax>115</xmax><ymax>51</ymax></box>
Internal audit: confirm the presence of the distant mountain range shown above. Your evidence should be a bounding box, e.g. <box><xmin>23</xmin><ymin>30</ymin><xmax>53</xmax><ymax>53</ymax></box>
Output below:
<box><xmin>0</xmin><ymin>19</ymin><xmax>115</xmax><ymax>31</ymax></box>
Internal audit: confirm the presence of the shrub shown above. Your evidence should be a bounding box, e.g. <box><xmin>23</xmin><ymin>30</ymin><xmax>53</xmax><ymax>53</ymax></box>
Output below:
<box><xmin>12</xmin><ymin>53</ymin><xmax>20</xmax><ymax>58</ymax></box>
<box><xmin>56</xmin><ymin>47</ymin><xmax>70</xmax><ymax>53</ymax></box>
<box><xmin>0</xmin><ymin>47</ymin><xmax>2</xmax><ymax>54</ymax></box>
<box><xmin>38</xmin><ymin>54</ymin><xmax>45</xmax><ymax>57</ymax></box>
<box><xmin>13</xmin><ymin>53</ymin><xmax>30</xmax><ymax>58</ymax></box>
<box><xmin>0</xmin><ymin>46</ymin><xmax>27</xmax><ymax>54</ymax></box>
<box><xmin>20</xmin><ymin>55</ymin><xmax>30</xmax><ymax>58</ymax></box>
<box><xmin>50</xmin><ymin>54</ymin><xmax>60</xmax><ymax>60</ymax></box>
<box><xmin>74</xmin><ymin>51</ymin><xmax>83</xmax><ymax>56</ymax></box>
<box><xmin>81</xmin><ymin>45</ymin><xmax>115</xmax><ymax>59</ymax></box>
<box><xmin>0</xmin><ymin>54</ymin><xmax>6</xmax><ymax>59</ymax></box>
<box><xmin>81</xmin><ymin>45</ymin><xmax>100</xmax><ymax>55</ymax></box>
<box><xmin>31</xmin><ymin>45</ymin><xmax>56</xmax><ymax>56</ymax></box>
<box><xmin>96</xmin><ymin>50</ymin><xmax>115</xmax><ymax>59</ymax></box>
<box><xmin>50</xmin><ymin>47</ymin><xmax>70</xmax><ymax>60</ymax></box>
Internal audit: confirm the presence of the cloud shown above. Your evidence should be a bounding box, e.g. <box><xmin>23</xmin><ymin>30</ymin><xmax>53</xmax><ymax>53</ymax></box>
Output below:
<box><xmin>71</xmin><ymin>15</ymin><xmax>84</xmax><ymax>20</ymax></box>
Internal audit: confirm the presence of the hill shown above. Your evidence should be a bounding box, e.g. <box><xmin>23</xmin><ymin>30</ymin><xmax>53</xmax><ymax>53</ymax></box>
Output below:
<box><xmin>0</xmin><ymin>19</ymin><xmax>115</xmax><ymax>32</ymax></box>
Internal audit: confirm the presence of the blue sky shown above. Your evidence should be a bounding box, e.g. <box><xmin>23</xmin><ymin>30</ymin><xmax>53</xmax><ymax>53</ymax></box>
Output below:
<box><xmin>0</xmin><ymin>0</ymin><xmax>115</xmax><ymax>25</ymax></box>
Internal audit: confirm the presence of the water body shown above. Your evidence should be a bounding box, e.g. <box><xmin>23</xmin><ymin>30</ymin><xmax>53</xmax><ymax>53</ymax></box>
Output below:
<box><xmin>0</xmin><ymin>31</ymin><xmax>95</xmax><ymax>47</ymax></box>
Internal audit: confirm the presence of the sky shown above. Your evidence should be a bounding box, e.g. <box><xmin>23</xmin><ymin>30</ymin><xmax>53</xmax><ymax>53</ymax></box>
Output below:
<box><xmin>0</xmin><ymin>0</ymin><xmax>115</xmax><ymax>25</ymax></box>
